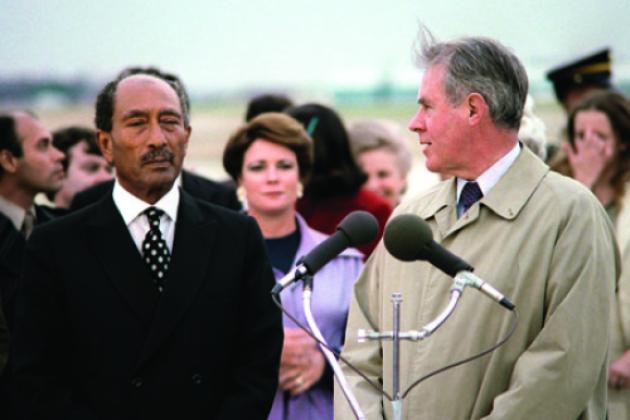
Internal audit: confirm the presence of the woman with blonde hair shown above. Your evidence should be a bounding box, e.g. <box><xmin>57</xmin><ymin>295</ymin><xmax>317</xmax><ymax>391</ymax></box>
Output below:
<box><xmin>348</xmin><ymin>119</ymin><xmax>413</xmax><ymax>208</ymax></box>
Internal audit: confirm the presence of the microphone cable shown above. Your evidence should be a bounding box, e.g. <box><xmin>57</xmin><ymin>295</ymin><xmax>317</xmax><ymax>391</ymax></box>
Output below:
<box><xmin>402</xmin><ymin>307</ymin><xmax>519</xmax><ymax>398</ymax></box>
<box><xmin>272</xmin><ymin>291</ymin><xmax>518</xmax><ymax>403</ymax></box>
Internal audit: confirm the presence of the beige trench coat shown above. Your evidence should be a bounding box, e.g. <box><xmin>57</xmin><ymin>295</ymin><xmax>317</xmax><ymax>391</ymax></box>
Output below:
<box><xmin>335</xmin><ymin>148</ymin><xmax>619</xmax><ymax>419</ymax></box>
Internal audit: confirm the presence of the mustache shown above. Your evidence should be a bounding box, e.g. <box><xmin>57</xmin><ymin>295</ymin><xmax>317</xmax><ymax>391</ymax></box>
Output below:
<box><xmin>141</xmin><ymin>147</ymin><xmax>175</xmax><ymax>164</ymax></box>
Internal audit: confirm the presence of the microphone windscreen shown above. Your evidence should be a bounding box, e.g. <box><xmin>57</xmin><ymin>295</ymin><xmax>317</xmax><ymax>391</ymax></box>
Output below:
<box><xmin>337</xmin><ymin>211</ymin><xmax>379</xmax><ymax>247</ymax></box>
<box><xmin>301</xmin><ymin>211</ymin><xmax>379</xmax><ymax>274</ymax></box>
<box><xmin>384</xmin><ymin>214</ymin><xmax>433</xmax><ymax>261</ymax></box>
<box><xmin>384</xmin><ymin>214</ymin><xmax>474</xmax><ymax>276</ymax></box>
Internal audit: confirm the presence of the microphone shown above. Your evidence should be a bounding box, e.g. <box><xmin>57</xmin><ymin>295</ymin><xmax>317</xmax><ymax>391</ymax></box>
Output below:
<box><xmin>271</xmin><ymin>211</ymin><xmax>379</xmax><ymax>295</ymax></box>
<box><xmin>383</xmin><ymin>214</ymin><xmax>515</xmax><ymax>310</ymax></box>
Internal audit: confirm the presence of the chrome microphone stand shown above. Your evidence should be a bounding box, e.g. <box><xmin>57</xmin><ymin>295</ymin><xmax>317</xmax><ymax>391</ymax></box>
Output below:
<box><xmin>357</xmin><ymin>278</ymin><xmax>468</xmax><ymax>420</ymax></box>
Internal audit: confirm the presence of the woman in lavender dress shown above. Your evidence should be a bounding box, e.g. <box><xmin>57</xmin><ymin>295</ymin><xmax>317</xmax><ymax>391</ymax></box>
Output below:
<box><xmin>223</xmin><ymin>112</ymin><xmax>364</xmax><ymax>420</ymax></box>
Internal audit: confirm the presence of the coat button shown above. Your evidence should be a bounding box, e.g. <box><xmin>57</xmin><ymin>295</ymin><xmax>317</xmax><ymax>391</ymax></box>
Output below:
<box><xmin>131</xmin><ymin>377</ymin><xmax>143</xmax><ymax>388</ymax></box>
<box><xmin>191</xmin><ymin>373</ymin><xmax>203</xmax><ymax>385</ymax></box>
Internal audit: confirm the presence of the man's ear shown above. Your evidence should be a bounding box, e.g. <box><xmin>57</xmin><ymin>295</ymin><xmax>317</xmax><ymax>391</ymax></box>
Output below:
<box><xmin>183</xmin><ymin>125</ymin><xmax>192</xmax><ymax>154</ymax></box>
<box><xmin>466</xmin><ymin>92</ymin><xmax>489</xmax><ymax>126</ymax></box>
<box><xmin>0</xmin><ymin>149</ymin><xmax>19</xmax><ymax>174</ymax></box>
<box><xmin>96</xmin><ymin>130</ymin><xmax>114</xmax><ymax>164</ymax></box>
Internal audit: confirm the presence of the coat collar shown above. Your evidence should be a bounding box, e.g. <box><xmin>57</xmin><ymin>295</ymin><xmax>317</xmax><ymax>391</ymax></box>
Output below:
<box><xmin>418</xmin><ymin>147</ymin><xmax>549</xmax><ymax>239</ymax></box>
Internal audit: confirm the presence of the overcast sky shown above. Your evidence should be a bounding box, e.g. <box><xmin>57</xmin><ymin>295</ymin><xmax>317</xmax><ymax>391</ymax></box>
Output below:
<box><xmin>1</xmin><ymin>0</ymin><xmax>628</xmax><ymax>92</ymax></box>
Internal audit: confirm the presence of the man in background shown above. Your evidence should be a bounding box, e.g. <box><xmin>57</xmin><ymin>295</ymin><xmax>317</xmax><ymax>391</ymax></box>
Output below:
<box><xmin>0</xmin><ymin>111</ymin><xmax>64</xmax><ymax>325</ymax></box>
<box><xmin>245</xmin><ymin>93</ymin><xmax>293</xmax><ymax>121</ymax></box>
<box><xmin>546</xmin><ymin>48</ymin><xmax>613</xmax><ymax>113</ymax></box>
<box><xmin>0</xmin><ymin>111</ymin><xmax>64</xmax><ymax>420</ymax></box>
<box><xmin>50</xmin><ymin>126</ymin><xmax>112</xmax><ymax>209</ymax></box>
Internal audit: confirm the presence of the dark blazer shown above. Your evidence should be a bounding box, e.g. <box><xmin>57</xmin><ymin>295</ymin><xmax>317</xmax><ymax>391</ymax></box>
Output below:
<box><xmin>0</xmin><ymin>205</ymin><xmax>57</xmax><ymax>328</ymax></box>
<box><xmin>0</xmin><ymin>301</ymin><xmax>6</xmax><ymax>375</ymax></box>
<box><xmin>12</xmin><ymin>191</ymin><xmax>282</xmax><ymax>420</ymax></box>
<box><xmin>70</xmin><ymin>170</ymin><xmax>241</xmax><ymax>212</ymax></box>
<box><xmin>0</xmin><ymin>213</ymin><xmax>21</xmax><ymax>419</ymax></box>
<box><xmin>0</xmin><ymin>213</ymin><xmax>9</xmax><ymax>370</ymax></box>
<box><xmin>0</xmin><ymin>204</ymin><xmax>60</xmax><ymax>420</ymax></box>
<box><xmin>0</xmin><ymin>213</ymin><xmax>23</xmax><ymax>326</ymax></box>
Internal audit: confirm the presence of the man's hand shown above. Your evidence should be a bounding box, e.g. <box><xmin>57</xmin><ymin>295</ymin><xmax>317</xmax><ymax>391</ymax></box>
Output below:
<box><xmin>564</xmin><ymin>130</ymin><xmax>615</xmax><ymax>190</ymax></box>
<box><xmin>609</xmin><ymin>350</ymin><xmax>630</xmax><ymax>389</ymax></box>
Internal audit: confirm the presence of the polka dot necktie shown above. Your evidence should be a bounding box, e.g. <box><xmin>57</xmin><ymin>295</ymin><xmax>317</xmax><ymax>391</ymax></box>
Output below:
<box><xmin>141</xmin><ymin>207</ymin><xmax>171</xmax><ymax>293</ymax></box>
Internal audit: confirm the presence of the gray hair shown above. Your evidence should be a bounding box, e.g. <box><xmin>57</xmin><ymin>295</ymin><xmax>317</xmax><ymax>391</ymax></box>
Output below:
<box><xmin>415</xmin><ymin>31</ymin><xmax>528</xmax><ymax>130</ymax></box>
<box><xmin>348</xmin><ymin>119</ymin><xmax>413</xmax><ymax>175</ymax></box>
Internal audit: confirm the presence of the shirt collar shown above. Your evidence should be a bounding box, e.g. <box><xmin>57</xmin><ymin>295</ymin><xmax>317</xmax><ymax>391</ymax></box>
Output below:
<box><xmin>112</xmin><ymin>179</ymin><xmax>180</xmax><ymax>226</ymax></box>
<box><xmin>456</xmin><ymin>142</ymin><xmax>521</xmax><ymax>202</ymax></box>
<box><xmin>414</xmin><ymin>146</ymin><xmax>549</xmax><ymax>231</ymax></box>
<box><xmin>0</xmin><ymin>195</ymin><xmax>31</xmax><ymax>231</ymax></box>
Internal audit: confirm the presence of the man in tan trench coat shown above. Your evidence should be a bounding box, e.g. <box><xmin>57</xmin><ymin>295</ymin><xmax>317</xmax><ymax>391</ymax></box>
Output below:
<box><xmin>335</xmin><ymin>35</ymin><xmax>619</xmax><ymax>419</ymax></box>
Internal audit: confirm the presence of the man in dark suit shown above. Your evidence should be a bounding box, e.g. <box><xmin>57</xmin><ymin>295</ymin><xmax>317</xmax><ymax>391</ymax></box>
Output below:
<box><xmin>48</xmin><ymin>126</ymin><xmax>113</xmax><ymax>210</ymax></box>
<box><xmin>0</xmin><ymin>112</ymin><xmax>65</xmax><ymax>320</ymax></box>
<box><xmin>0</xmin><ymin>111</ymin><xmax>65</xmax><ymax>419</ymax></box>
<box><xmin>12</xmin><ymin>69</ymin><xmax>283</xmax><ymax>419</ymax></box>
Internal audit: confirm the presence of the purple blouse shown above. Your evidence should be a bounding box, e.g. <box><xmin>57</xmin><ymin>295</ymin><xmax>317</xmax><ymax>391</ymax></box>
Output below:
<box><xmin>268</xmin><ymin>214</ymin><xmax>364</xmax><ymax>420</ymax></box>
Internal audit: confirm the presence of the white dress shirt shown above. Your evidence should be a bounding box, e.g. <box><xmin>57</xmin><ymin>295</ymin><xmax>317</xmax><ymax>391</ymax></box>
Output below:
<box><xmin>0</xmin><ymin>195</ymin><xmax>32</xmax><ymax>231</ymax></box>
<box><xmin>112</xmin><ymin>180</ymin><xmax>180</xmax><ymax>254</ymax></box>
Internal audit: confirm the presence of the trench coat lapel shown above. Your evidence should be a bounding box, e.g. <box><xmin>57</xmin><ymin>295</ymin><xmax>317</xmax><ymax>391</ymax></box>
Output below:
<box><xmin>430</xmin><ymin>179</ymin><xmax>457</xmax><ymax>239</ymax></box>
<box><xmin>421</xmin><ymin>147</ymin><xmax>549</xmax><ymax>240</ymax></box>
<box><xmin>481</xmin><ymin>147</ymin><xmax>549</xmax><ymax>221</ymax></box>
<box><xmin>87</xmin><ymin>195</ymin><xmax>159</xmax><ymax>324</ymax></box>
<box><xmin>137</xmin><ymin>192</ymin><xmax>216</xmax><ymax>368</ymax></box>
